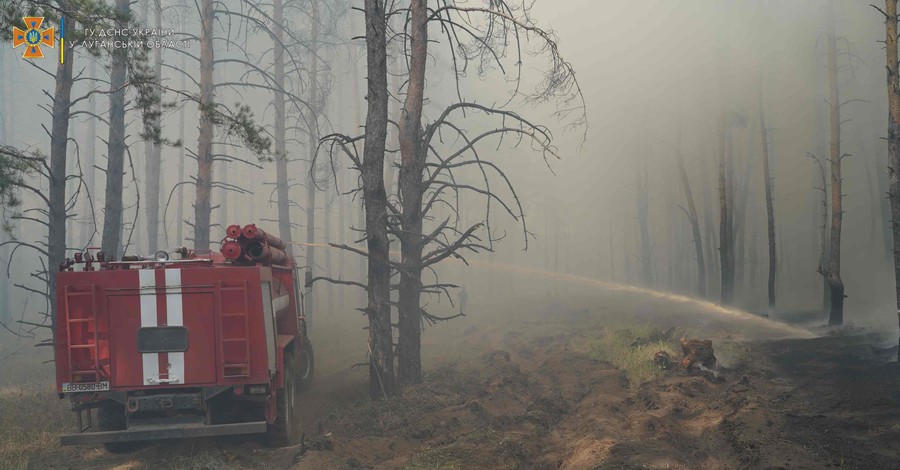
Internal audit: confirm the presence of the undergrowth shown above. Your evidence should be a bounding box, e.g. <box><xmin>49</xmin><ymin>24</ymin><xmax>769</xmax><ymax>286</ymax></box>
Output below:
<box><xmin>588</xmin><ymin>325</ymin><xmax>680</xmax><ymax>389</ymax></box>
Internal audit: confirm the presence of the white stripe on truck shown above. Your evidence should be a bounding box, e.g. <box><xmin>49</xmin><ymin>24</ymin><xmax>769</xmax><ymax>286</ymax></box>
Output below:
<box><xmin>139</xmin><ymin>270</ymin><xmax>159</xmax><ymax>385</ymax></box>
<box><xmin>165</xmin><ymin>269</ymin><xmax>184</xmax><ymax>384</ymax></box>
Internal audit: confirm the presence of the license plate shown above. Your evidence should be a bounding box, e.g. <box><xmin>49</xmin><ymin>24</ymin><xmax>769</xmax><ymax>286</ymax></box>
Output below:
<box><xmin>61</xmin><ymin>381</ymin><xmax>110</xmax><ymax>393</ymax></box>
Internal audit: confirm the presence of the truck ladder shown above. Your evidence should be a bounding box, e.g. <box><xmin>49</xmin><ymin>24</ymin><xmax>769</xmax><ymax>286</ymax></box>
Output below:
<box><xmin>220</xmin><ymin>281</ymin><xmax>251</xmax><ymax>378</ymax></box>
<box><xmin>64</xmin><ymin>286</ymin><xmax>100</xmax><ymax>382</ymax></box>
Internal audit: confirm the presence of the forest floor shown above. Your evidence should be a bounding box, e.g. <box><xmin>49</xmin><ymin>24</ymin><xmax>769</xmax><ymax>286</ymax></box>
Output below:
<box><xmin>3</xmin><ymin>291</ymin><xmax>900</xmax><ymax>470</ymax></box>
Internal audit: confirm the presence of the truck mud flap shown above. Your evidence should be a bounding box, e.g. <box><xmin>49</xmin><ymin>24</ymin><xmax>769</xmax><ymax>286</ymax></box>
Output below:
<box><xmin>59</xmin><ymin>421</ymin><xmax>268</xmax><ymax>445</ymax></box>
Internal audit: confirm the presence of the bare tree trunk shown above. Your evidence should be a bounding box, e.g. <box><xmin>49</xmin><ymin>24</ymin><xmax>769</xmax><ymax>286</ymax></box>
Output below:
<box><xmin>0</xmin><ymin>51</ymin><xmax>8</xmax><ymax>323</ymax></box>
<box><xmin>218</xmin><ymin>145</ymin><xmax>228</xmax><ymax>229</ymax></box>
<box><xmin>49</xmin><ymin>2</ymin><xmax>76</xmax><ymax>333</ymax></box>
<box><xmin>273</xmin><ymin>0</ymin><xmax>293</xmax><ymax>251</ymax></box>
<box><xmin>882</xmin><ymin>0</ymin><xmax>900</xmax><ymax>357</ymax></box>
<box><xmin>636</xmin><ymin>140</ymin><xmax>652</xmax><ymax>286</ymax></box>
<box><xmin>748</xmin><ymin>203</ymin><xmax>759</xmax><ymax>301</ymax></box>
<box><xmin>325</xmin><ymin>196</ymin><xmax>333</xmax><ymax>316</ymax></box>
<box><xmin>349</xmin><ymin>17</ymin><xmax>366</xmax><ymax>305</ymax></box>
<box><xmin>176</xmin><ymin>51</ymin><xmax>186</xmax><ymax>246</ymax></box>
<box><xmin>193</xmin><ymin>0</ymin><xmax>215</xmax><ymax>250</ymax></box>
<box><xmin>675</xmin><ymin>129</ymin><xmax>706</xmax><ymax>298</ymax></box>
<box><xmin>101</xmin><ymin>0</ymin><xmax>129</xmax><ymax>260</ymax></box>
<box><xmin>879</xmin><ymin>142</ymin><xmax>893</xmax><ymax>260</ymax></box>
<box><xmin>348</xmin><ymin>13</ymin><xmax>365</xmax><ymax>305</ymax></box>
<box><xmin>66</xmin><ymin>133</ymin><xmax>76</xmax><ymax>249</ymax></box>
<box><xmin>79</xmin><ymin>61</ymin><xmax>97</xmax><ymax>247</ymax></box>
<box><xmin>397</xmin><ymin>0</ymin><xmax>427</xmax><ymax>386</ymax></box>
<box><xmin>362</xmin><ymin>0</ymin><xmax>395</xmax><ymax>398</ymax></box>
<box><xmin>718</xmin><ymin>113</ymin><xmax>735</xmax><ymax>304</ymax></box>
<box><xmin>700</xmin><ymin>157</ymin><xmax>717</xmax><ymax>295</ymax></box>
<box><xmin>824</xmin><ymin>2</ymin><xmax>845</xmax><ymax>325</ymax></box>
<box><xmin>305</xmin><ymin>0</ymin><xmax>320</xmax><ymax>322</ymax></box>
<box><xmin>758</xmin><ymin>77</ymin><xmax>777</xmax><ymax>311</ymax></box>
<box><xmin>0</xmin><ymin>228</ymin><xmax>7</xmax><ymax>325</ymax></box>
<box><xmin>144</xmin><ymin>0</ymin><xmax>163</xmax><ymax>254</ymax></box>
<box><xmin>384</xmin><ymin>63</ymin><xmax>401</xmax><ymax>194</ymax></box>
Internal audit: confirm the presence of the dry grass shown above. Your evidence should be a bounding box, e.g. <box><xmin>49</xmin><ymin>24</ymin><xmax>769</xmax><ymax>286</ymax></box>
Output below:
<box><xmin>403</xmin><ymin>429</ymin><xmax>529</xmax><ymax>470</ymax></box>
<box><xmin>588</xmin><ymin>325</ymin><xmax>681</xmax><ymax>389</ymax></box>
<box><xmin>0</xmin><ymin>386</ymin><xmax>72</xmax><ymax>469</ymax></box>
<box><xmin>0</xmin><ymin>347</ymin><xmax>75</xmax><ymax>470</ymax></box>
<box><xmin>155</xmin><ymin>449</ymin><xmax>238</xmax><ymax>470</ymax></box>
<box><xmin>324</xmin><ymin>363</ymin><xmax>482</xmax><ymax>440</ymax></box>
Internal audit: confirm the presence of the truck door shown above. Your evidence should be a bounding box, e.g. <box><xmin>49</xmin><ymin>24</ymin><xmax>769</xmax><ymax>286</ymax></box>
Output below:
<box><xmin>109</xmin><ymin>269</ymin><xmax>216</xmax><ymax>387</ymax></box>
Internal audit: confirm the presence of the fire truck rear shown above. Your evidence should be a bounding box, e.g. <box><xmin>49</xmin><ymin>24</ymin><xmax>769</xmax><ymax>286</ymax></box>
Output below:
<box><xmin>54</xmin><ymin>224</ymin><xmax>313</xmax><ymax>452</ymax></box>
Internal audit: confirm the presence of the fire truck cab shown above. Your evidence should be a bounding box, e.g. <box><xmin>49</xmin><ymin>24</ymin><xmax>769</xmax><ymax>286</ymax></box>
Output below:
<box><xmin>54</xmin><ymin>224</ymin><xmax>313</xmax><ymax>452</ymax></box>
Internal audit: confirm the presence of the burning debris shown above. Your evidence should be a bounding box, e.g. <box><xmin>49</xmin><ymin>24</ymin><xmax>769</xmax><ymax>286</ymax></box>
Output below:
<box><xmin>654</xmin><ymin>350</ymin><xmax>672</xmax><ymax>370</ymax></box>
<box><xmin>679</xmin><ymin>338</ymin><xmax>717</xmax><ymax>373</ymax></box>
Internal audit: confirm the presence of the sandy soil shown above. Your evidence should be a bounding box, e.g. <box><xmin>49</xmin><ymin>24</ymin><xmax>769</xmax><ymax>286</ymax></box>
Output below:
<box><xmin>11</xmin><ymin>288</ymin><xmax>900</xmax><ymax>470</ymax></box>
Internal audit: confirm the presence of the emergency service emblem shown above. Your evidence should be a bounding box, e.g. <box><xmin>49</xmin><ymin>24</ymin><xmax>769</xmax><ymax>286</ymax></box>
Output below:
<box><xmin>12</xmin><ymin>16</ymin><xmax>54</xmax><ymax>59</ymax></box>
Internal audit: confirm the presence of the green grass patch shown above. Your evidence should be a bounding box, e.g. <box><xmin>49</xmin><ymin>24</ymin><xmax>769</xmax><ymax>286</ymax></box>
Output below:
<box><xmin>588</xmin><ymin>325</ymin><xmax>680</xmax><ymax>389</ymax></box>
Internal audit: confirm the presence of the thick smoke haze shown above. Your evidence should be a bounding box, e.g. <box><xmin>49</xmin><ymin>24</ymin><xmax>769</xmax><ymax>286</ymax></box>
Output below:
<box><xmin>0</xmin><ymin>0</ymin><xmax>898</xmax><ymax>346</ymax></box>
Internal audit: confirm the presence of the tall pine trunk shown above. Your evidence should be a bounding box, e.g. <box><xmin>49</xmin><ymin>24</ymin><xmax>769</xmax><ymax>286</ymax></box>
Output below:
<box><xmin>882</xmin><ymin>0</ymin><xmax>900</xmax><ymax>357</ymax></box>
<box><xmin>144</xmin><ymin>0</ymin><xmax>163</xmax><ymax>253</ymax></box>
<box><xmin>824</xmin><ymin>2</ymin><xmax>845</xmax><ymax>325</ymax></box>
<box><xmin>636</xmin><ymin>140</ymin><xmax>652</xmax><ymax>286</ymax></box>
<box><xmin>701</xmin><ymin>157</ymin><xmax>718</xmax><ymax>296</ymax></box>
<box><xmin>718</xmin><ymin>113</ymin><xmax>735</xmax><ymax>304</ymax></box>
<box><xmin>80</xmin><ymin>61</ymin><xmax>97</xmax><ymax>247</ymax></box>
<box><xmin>675</xmin><ymin>129</ymin><xmax>706</xmax><ymax>298</ymax></box>
<box><xmin>48</xmin><ymin>2</ymin><xmax>76</xmax><ymax>333</ymax></box>
<box><xmin>305</xmin><ymin>0</ymin><xmax>320</xmax><ymax>322</ymax></box>
<box><xmin>349</xmin><ymin>14</ymin><xmax>367</xmax><ymax>307</ymax></box>
<box><xmin>273</xmin><ymin>0</ymin><xmax>293</xmax><ymax>251</ymax></box>
<box><xmin>362</xmin><ymin>0</ymin><xmax>394</xmax><ymax>398</ymax></box>
<box><xmin>758</xmin><ymin>76</ymin><xmax>777</xmax><ymax>311</ymax></box>
<box><xmin>176</xmin><ymin>51</ymin><xmax>186</xmax><ymax>246</ymax></box>
<box><xmin>397</xmin><ymin>0</ymin><xmax>427</xmax><ymax>386</ymax></box>
<box><xmin>102</xmin><ymin>0</ymin><xmax>129</xmax><ymax>259</ymax></box>
<box><xmin>193</xmin><ymin>0</ymin><xmax>215</xmax><ymax>250</ymax></box>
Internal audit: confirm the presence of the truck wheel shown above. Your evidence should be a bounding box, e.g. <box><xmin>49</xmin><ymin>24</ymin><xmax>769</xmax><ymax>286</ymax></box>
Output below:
<box><xmin>97</xmin><ymin>403</ymin><xmax>139</xmax><ymax>454</ymax></box>
<box><xmin>267</xmin><ymin>350</ymin><xmax>296</xmax><ymax>447</ymax></box>
<box><xmin>297</xmin><ymin>338</ymin><xmax>314</xmax><ymax>391</ymax></box>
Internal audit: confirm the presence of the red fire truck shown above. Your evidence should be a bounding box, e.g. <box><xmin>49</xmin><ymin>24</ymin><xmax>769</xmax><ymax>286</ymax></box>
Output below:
<box><xmin>54</xmin><ymin>224</ymin><xmax>313</xmax><ymax>452</ymax></box>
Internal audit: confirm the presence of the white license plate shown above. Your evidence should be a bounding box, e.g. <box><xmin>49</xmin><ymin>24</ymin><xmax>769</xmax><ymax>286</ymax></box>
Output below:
<box><xmin>61</xmin><ymin>381</ymin><xmax>110</xmax><ymax>393</ymax></box>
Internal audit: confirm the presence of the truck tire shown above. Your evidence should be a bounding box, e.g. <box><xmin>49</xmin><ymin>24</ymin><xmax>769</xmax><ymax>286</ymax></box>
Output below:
<box><xmin>297</xmin><ymin>338</ymin><xmax>314</xmax><ymax>391</ymax></box>
<box><xmin>97</xmin><ymin>403</ymin><xmax>139</xmax><ymax>454</ymax></box>
<box><xmin>267</xmin><ymin>350</ymin><xmax>296</xmax><ymax>447</ymax></box>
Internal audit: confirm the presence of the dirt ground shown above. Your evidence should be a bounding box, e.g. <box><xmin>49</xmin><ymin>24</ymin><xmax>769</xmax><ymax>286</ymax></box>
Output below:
<box><xmin>4</xmin><ymin>288</ymin><xmax>900</xmax><ymax>470</ymax></box>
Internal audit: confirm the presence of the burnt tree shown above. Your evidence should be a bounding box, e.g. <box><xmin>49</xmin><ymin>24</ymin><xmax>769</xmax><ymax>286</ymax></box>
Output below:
<box><xmin>820</xmin><ymin>1</ymin><xmax>850</xmax><ymax>325</ymax></box>
<box><xmin>877</xmin><ymin>0</ymin><xmax>900</xmax><ymax>357</ymax></box>
<box><xmin>392</xmin><ymin>1</ymin><xmax>586</xmax><ymax>385</ymax></box>
<box><xmin>674</xmin><ymin>128</ymin><xmax>706</xmax><ymax>298</ymax></box>
<box><xmin>636</xmin><ymin>138</ymin><xmax>652</xmax><ymax>287</ymax></box>
<box><xmin>758</xmin><ymin>72</ymin><xmax>777</xmax><ymax>311</ymax></box>
<box><xmin>361</xmin><ymin>0</ymin><xmax>394</xmax><ymax>398</ymax></box>
<box><xmin>717</xmin><ymin>112</ymin><xmax>735</xmax><ymax>304</ymax></box>
<box><xmin>395</xmin><ymin>0</ymin><xmax>428</xmax><ymax>385</ymax></box>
